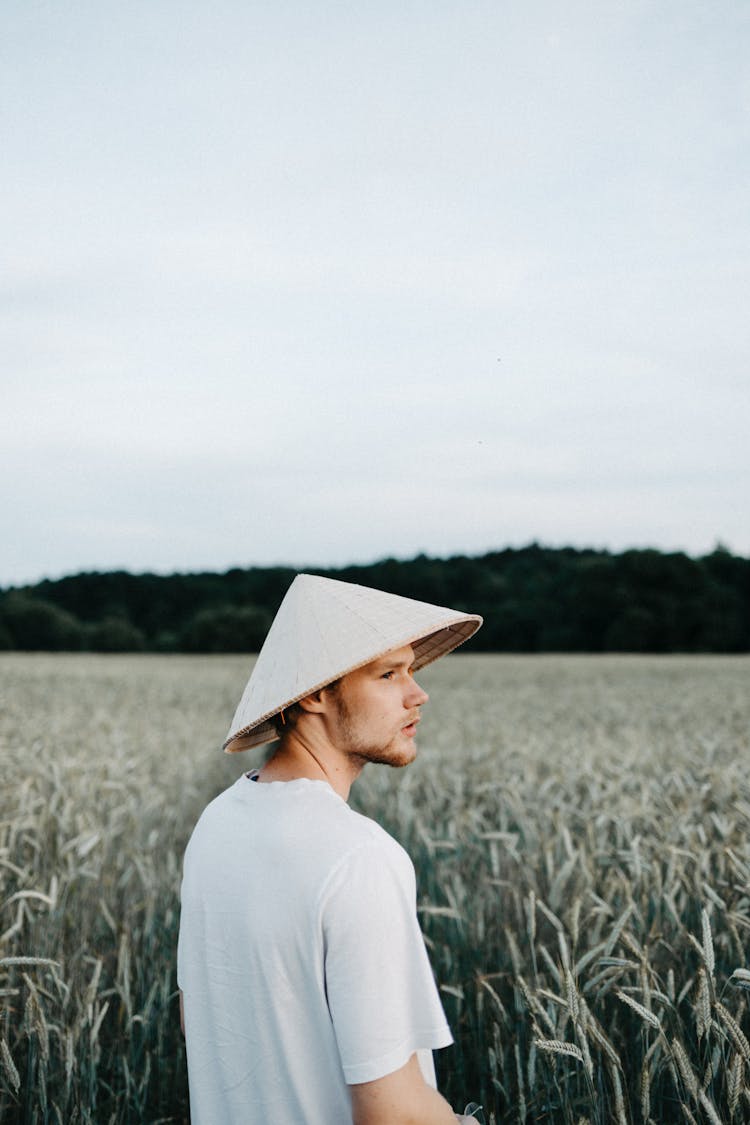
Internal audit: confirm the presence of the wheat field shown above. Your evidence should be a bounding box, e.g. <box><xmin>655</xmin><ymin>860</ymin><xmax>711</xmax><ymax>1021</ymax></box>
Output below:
<box><xmin>1</xmin><ymin>652</ymin><xmax>749</xmax><ymax>1123</ymax></box>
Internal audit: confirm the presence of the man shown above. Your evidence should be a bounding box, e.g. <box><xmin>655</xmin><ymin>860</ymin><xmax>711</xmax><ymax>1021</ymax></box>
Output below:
<box><xmin>178</xmin><ymin>573</ymin><xmax>483</xmax><ymax>1124</ymax></box>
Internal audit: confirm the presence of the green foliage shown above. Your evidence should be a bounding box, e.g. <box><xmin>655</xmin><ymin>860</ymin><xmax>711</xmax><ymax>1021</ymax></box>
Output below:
<box><xmin>85</xmin><ymin>616</ymin><xmax>147</xmax><ymax>653</ymax></box>
<box><xmin>179</xmin><ymin>604</ymin><xmax>272</xmax><ymax>653</ymax></box>
<box><xmin>0</xmin><ymin>593</ymin><xmax>85</xmax><ymax>651</ymax></box>
<box><xmin>1</xmin><ymin>546</ymin><xmax>748</xmax><ymax>652</ymax></box>
<box><xmin>0</xmin><ymin>619</ymin><xmax>13</xmax><ymax>650</ymax></box>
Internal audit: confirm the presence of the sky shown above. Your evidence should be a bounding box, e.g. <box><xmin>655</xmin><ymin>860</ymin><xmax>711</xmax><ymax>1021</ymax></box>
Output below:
<box><xmin>3</xmin><ymin>0</ymin><xmax>749</xmax><ymax>587</ymax></box>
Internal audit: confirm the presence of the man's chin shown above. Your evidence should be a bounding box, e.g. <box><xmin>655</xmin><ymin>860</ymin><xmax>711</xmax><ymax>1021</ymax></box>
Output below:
<box><xmin>360</xmin><ymin>738</ymin><xmax>417</xmax><ymax>770</ymax></box>
<box><xmin>386</xmin><ymin>740</ymin><xmax>418</xmax><ymax>769</ymax></box>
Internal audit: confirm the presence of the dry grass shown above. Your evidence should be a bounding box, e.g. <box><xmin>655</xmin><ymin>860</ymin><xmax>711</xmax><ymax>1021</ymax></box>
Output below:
<box><xmin>1</xmin><ymin>652</ymin><xmax>749</xmax><ymax>1122</ymax></box>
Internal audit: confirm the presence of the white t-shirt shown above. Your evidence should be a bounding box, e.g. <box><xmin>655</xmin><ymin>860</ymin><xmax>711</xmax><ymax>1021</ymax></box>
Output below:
<box><xmin>177</xmin><ymin>774</ymin><xmax>453</xmax><ymax>1125</ymax></box>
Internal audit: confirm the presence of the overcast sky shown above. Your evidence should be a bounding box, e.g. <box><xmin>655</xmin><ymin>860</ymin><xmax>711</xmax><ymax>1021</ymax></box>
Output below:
<box><xmin>3</xmin><ymin>0</ymin><xmax>749</xmax><ymax>586</ymax></box>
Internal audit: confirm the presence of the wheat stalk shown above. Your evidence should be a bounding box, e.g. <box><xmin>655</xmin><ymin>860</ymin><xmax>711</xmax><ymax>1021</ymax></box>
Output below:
<box><xmin>671</xmin><ymin>1037</ymin><xmax>699</xmax><ymax>1100</ymax></box>
<box><xmin>534</xmin><ymin>1038</ymin><xmax>585</xmax><ymax>1063</ymax></box>
<box><xmin>701</xmin><ymin>909</ymin><xmax>715</xmax><ymax>979</ymax></box>
<box><xmin>615</xmin><ymin>989</ymin><xmax>661</xmax><ymax>1030</ymax></box>
<box><xmin>727</xmin><ymin>1051</ymin><xmax>743</xmax><ymax>1116</ymax></box>
<box><xmin>0</xmin><ymin>1036</ymin><xmax>20</xmax><ymax>1094</ymax></box>
<box><xmin>694</xmin><ymin>968</ymin><xmax>712</xmax><ymax>1039</ymax></box>
<box><xmin>640</xmin><ymin>1059</ymin><xmax>651</xmax><ymax>1121</ymax></box>
<box><xmin>715</xmin><ymin>1002</ymin><xmax>750</xmax><ymax>1063</ymax></box>
<box><xmin>729</xmin><ymin>968</ymin><xmax>750</xmax><ymax>991</ymax></box>
<box><xmin>698</xmin><ymin>1089</ymin><xmax>723</xmax><ymax>1125</ymax></box>
<box><xmin>610</xmin><ymin>1063</ymin><xmax>627</xmax><ymax>1125</ymax></box>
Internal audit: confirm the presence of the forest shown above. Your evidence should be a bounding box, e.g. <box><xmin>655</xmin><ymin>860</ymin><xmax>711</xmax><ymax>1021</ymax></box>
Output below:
<box><xmin>1</xmin><ymin>544</ymin><xmax>748</xmax><ymax>653</ymax></box>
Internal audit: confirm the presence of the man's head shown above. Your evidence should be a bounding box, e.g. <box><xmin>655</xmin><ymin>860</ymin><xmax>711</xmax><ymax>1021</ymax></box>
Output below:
<box><xmin>287</xmin><ymin>644</ymin><xmax>429</xmax><ymax>769</ymax></box>
<box><xmin>223</xmin><ymin>574</ymin><xmax>481</xmax><ymax>754</ymax></box>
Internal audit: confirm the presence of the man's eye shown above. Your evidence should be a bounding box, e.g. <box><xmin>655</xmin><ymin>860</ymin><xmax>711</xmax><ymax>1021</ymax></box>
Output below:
<box><xmin>382</xmin><ymin>671</ymin><xmax>394</xmax><ymax>680</ymax></box>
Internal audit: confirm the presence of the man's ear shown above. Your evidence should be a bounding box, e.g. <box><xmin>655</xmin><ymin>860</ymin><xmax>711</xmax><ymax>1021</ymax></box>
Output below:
<box><xmin>296</xmin><ymin>688</ymin><xmax>328</xmax><ymax>714</ymax></box>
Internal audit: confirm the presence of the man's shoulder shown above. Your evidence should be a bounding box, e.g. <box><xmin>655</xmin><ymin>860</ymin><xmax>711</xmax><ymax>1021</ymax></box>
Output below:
<box><xmin>346</xmin><ymin>806</ymin><xmax>405</xmax><ymax>855</ymax></box>
<box><xmin>189</xmin><ymin>775</ymin><xmax>244</xmax><ymax>823</ymax></box>
<box><xmin>323</xmin><ymin>810</ymin><xmax>413</xmax><ymax>886</ymax></box>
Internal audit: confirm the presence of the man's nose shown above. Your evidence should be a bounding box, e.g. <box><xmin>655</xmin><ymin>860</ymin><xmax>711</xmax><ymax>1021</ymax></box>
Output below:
<box><xmin>407</xmin><ymin>677</ymin><xmax>429</xmax><ymax>707</ymax></box>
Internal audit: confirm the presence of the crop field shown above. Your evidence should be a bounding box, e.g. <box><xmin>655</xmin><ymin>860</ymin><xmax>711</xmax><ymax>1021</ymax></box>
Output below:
<box><xmin>1</xmin><ymin>652</ymin><xmax>749</xmax><ymax>1123</ymax></box>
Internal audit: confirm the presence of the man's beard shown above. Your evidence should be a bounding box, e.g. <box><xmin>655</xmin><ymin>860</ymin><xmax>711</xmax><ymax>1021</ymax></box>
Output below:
<box><xmin>332</xmin><ymin>695</ymin><xmax>416</xmax><ymax>770</ymax></box>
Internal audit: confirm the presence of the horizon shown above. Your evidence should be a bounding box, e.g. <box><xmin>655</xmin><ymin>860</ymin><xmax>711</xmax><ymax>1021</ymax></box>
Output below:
<box><xmin>3</xmin><ymin>536</ymin><xmax>743</xmax><ymax>592</ymax></box>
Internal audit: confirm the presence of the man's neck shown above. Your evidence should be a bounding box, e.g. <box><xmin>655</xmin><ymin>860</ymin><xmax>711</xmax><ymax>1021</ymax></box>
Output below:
<box><xmin>258</xmin><ymin>730</ymin><xmax>360</xmax><ymax>801</ymax></box>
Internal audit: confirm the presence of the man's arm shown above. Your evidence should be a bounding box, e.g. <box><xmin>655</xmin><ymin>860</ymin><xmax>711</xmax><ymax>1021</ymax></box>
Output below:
<box><xmin>350</xmin><ymin>1053</ymin><xmax>470</xmax><ymax>1125</ymax></box>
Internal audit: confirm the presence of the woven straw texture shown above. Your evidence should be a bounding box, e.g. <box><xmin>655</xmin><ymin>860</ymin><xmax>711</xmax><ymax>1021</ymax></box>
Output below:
<box><xmin>223</xmin><ymin>574</ymin><xmax>482</xmax><ymax>752</ymax></box>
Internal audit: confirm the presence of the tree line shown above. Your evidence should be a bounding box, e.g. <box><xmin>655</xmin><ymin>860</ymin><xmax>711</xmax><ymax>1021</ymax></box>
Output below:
<box><xmin>1</xmin><ymin>544</ymin><xmax>748</xmax><ymax>653</ymax></box>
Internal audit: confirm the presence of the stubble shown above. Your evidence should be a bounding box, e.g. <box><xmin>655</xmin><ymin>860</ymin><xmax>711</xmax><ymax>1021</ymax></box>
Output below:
<box><xmin>332</xmin><ymin>694</ymin><xmax>416</xmax><ymax>770</ymax></box>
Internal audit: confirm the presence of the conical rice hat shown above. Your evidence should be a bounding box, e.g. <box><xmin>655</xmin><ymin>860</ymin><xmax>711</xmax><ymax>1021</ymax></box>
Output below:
<box><xmin>223</xmin><ymin>573</ymin><xmax>482</xmax><ymax>752</ymax></box>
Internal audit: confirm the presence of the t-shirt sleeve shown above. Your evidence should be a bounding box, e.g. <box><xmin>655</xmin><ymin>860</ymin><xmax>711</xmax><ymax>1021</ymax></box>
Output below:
<box><xmin>320</xmin><ymin>836</ymin><xmax>453</xmax><ymax>1085</ymax></box>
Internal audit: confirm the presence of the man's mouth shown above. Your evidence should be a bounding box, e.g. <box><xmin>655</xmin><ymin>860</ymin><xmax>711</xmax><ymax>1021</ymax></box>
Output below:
<box><xmin>402</xmin><ymin>718</ymin><xmax>420</xmax><ymax>737</ymax></box>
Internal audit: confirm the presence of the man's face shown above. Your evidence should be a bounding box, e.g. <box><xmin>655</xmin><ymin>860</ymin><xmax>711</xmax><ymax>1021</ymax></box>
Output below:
<box><xmin>324</xmin><ymin>644</ymin><xmax>429</xmax><ymax>769</ymax></box>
